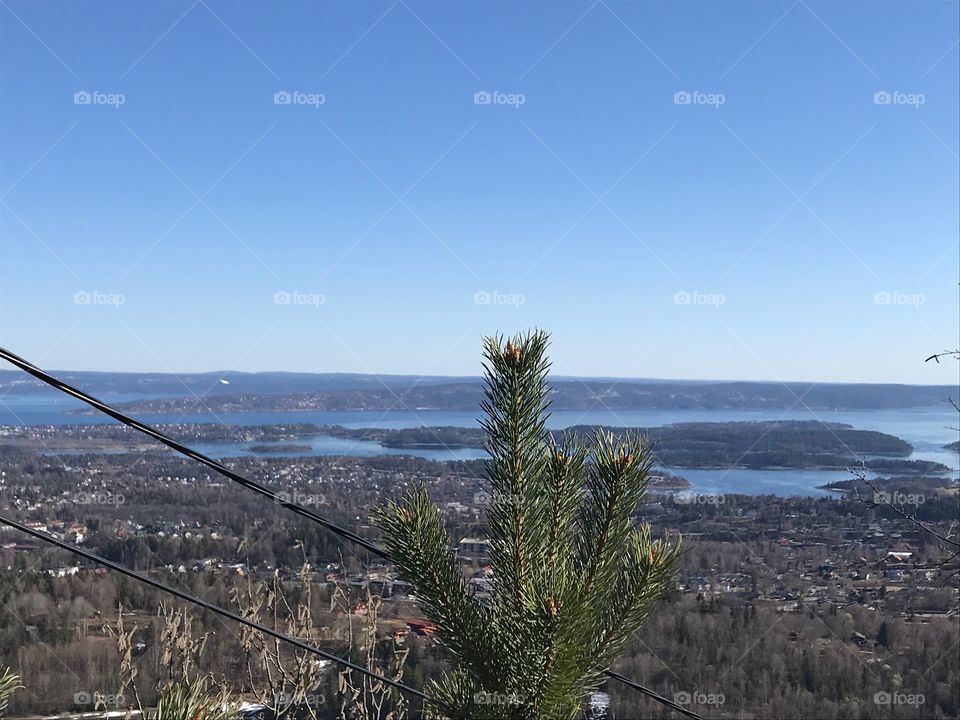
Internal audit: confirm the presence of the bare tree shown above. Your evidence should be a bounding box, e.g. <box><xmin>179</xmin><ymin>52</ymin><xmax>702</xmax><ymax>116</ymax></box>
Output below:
<box><xmin>233</xmin><ymin>547</ymin><xmax>328</xmax><ymax>719</ymax></box>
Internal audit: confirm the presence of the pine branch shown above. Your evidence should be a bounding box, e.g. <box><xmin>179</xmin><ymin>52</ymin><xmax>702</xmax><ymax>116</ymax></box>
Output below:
<box><xmin>373</xmin><ymin>486</ymin><xmax>502</xmax><ymax>688</ymax></box>
<box><xmin>480</xmin><ymin>332</ymin><xmax>552</xmax><ymax>616</ymax></box>
<box><xmin>578</xmin><ymin>431</ymin><xmax>654</xmax><ymax>599</ymax></box>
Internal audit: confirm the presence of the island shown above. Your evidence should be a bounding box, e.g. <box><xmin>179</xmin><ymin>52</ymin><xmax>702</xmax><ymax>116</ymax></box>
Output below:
<box><xmin>1</xmin><ymin>420</ymin><xmax>934</xmax><ymax>472</ymax></box>
<box><xmin>325</xmin><ymin>420</ymin><xmax>917</xmax><ymax>470</ymax></box>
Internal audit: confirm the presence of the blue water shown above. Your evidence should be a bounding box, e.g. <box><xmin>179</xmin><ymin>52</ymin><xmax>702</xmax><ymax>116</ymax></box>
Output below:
<box><xmin>190</xmin><ymin>437</ymin><xmax>490</xmax><ymax>462</ymax></box>
<box><xmin>3</xmin><ymin>392</ymin><xmax>957</xmax><ymax>497</ymax></box>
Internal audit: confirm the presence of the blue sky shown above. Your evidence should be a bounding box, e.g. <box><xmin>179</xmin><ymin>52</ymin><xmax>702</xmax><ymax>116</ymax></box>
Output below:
<box><xmin>0</xmin><ymin>0</ymin><xmax>957</xmax><ymax>383</ymax></box>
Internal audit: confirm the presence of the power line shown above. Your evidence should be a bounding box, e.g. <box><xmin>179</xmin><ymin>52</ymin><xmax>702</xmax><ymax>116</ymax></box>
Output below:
<box><xmin>604</xmin><ymin>670</ymin><xmax>703</xmax><ymax>720</ymax></box>
<box><xmin>0</xmin><ymin>515</ymin><xmax>454</xmax><ymax>716</ymax></box>
<box><xmin>0</xmin><ymin>345</ymin><xmax>703</xmax><ymax>720</ymax></box>
<box><xmin>0</xmin><ymin>346</ymin><xmax>388</xmax><ymax>560</ymax></box>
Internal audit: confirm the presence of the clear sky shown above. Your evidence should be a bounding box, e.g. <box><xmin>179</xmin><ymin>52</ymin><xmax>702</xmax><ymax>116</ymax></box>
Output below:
<box><xmin>0</xmin><ymin>1</ymin><xmax>957</xmax><ymax>384</ymax></box>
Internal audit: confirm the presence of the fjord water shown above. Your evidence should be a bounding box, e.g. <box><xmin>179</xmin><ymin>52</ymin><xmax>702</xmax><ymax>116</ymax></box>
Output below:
<box><xmin>2</xmin><ymin>392</ymin><xmax>957</xmax><ymax>498</ymax></box>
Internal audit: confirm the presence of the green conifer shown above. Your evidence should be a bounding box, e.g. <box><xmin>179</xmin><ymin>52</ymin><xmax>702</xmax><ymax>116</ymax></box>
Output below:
<box><xmin>375</xmin><ymin>331</ymin><xmax>680</xmax><ymax>719</ymax></box>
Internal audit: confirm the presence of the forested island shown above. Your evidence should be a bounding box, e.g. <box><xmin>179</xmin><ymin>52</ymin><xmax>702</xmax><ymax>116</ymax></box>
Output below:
<box><xmin>5</xmin><ymin>420</ymin><xmax>948</xmax><ymax>472</ymax></box>
<box><xmin>325</xmin><ymin>420</ymin><xmax>941</xmax><ymax>471</ymax></box>
<box><xmin>862</xmin><ymin>458</ymin><xmax>952</xmax><ymax>474</ymax></box>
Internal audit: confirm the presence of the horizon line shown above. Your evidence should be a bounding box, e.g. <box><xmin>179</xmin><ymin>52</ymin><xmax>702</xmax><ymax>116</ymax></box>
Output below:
<box><xmin>1</xmin><ymin>367</ymin><xmax>957</xmax><ymax>390</ymax></box>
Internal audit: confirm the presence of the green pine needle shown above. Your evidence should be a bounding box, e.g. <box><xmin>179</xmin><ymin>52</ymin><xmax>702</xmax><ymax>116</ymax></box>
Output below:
<box><xmin>374</xmin><ymin>331</ymin><xmax>680</xmax><ymax>719</ymax></box>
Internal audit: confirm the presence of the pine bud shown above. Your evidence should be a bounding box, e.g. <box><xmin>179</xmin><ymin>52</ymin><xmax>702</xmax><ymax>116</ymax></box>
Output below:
<box><xmin>545</xmin><ymin>596</ymin><xmax>560</xmax><ymax>618</ymax></box>
<box><xmin>504</xmin><ymin>341</ymin><xmax>523</xmax><ymax>367</ymax></box>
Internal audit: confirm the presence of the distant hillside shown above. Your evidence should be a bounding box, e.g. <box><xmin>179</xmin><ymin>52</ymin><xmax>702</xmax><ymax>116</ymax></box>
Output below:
<box><xmin>55</xmin><ymin>377</ymin><xmax>959</xmax><ymax>414</ymax></box>
<box><xmin>0</xmin><ymin>369</ymin><xmax>475</xmax><ymax>396</ymax></box>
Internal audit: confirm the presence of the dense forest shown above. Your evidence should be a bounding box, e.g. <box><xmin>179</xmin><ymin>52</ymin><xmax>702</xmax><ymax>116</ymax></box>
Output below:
<box><xmin>1</xmin><ymin>446</ymin><xmax>957</xmax><ymax>718</ymax></box>
<box><xmin>1</xmin><ymin>540</ymin><xmax>956</xmax><ymax>719</ymax></box>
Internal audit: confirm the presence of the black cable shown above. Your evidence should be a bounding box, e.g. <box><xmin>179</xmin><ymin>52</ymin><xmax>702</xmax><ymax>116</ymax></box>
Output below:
<box><xmin>0</xmin><ymin>515</ymin><xmax>454</xmax><ymax>716</ymax></box>
<box><xmin>0</xmin><ymin>346</ymin><xmax>702</xmax><ymax>720</ymax></box>
<box><xmin>604</xmin><ymin>670</ymin><xmax>703</xmax><ymax>720</ymax></box>
<box><xmin>0</xmin><ymin>345</ymin><xmax>389</xmax><ymax>560</ymax></box>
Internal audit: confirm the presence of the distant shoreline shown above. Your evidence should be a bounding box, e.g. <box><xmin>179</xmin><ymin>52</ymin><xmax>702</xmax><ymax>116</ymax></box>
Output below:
<box><xmin>2</xmin><ymin>419</ymin><xmax>950</xmax><ymax>474</ymax></box>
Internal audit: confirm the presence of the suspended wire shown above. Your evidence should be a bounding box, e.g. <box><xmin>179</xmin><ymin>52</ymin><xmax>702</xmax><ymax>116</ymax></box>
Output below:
<box><xmin>0</xmin><ymin>515</ymin><xmax>454</xmax><ymax>716</ymax></box>
<box><xmin>0</xmin><ymin>346</ymin><xmax>388</xmax><ymax>560</ymax></box>
<box><xmin>0</xmin><ymin>345</ymin><xmax>703</xmax><ymax>720</ymax></box>
<box><xmin>604</xmin><ymin>671</ymin><xmax>703</xmax><ymax>720</ymax></box>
